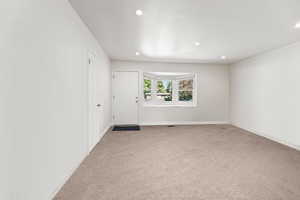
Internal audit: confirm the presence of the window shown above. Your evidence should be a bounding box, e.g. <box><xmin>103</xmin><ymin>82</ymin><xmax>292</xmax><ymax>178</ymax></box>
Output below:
<box><xmin>143</xmin><ymin>72</ymin><xmax>196</xmax><ymax>106</ymax></box>
<box><xmin>144</xmin><ymin>79</ymin><xmax>152</xmax><ymax>101</ymax></box>
<box><xmin>157</xmin><ymin>80</ymin><xmax>172</xmax><ymax>101</ymax></box>
<box><xmin>178</xmin><ymin>80</ymin><xmax>193</xmax><ymax>102</ymax></box>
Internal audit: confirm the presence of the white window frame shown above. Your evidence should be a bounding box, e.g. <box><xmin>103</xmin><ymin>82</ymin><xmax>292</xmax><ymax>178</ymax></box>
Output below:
<box><xmin>143</xmin><ymin>73</ymin><xmax>197</xmax><ymax>107</ymax></box>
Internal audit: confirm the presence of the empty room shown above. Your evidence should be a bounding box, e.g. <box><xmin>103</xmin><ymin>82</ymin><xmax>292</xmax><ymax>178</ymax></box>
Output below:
<box><xmin>2</xmin><ymin>0</ymin><xmax>300</xmax><ymax>199</ymax></box>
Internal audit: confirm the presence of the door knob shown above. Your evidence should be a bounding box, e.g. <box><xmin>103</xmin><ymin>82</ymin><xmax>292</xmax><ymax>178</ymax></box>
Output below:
<box><xmin>96</xmin><ymin>104</ymin><xmax>101</xmax><ymax>107</ymax></box>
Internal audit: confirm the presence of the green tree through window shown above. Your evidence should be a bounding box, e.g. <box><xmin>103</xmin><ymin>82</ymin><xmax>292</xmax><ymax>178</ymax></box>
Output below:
<box><xmin>143</xmin><ymin>73</ymin><xmax>196</xmax><ymax>105</ymax></box>
<box><xmin>179</xmin><ymin>80</ymin><xmax>193</xmax><ymax>101</ymax></box>
<box><xmin>144</xmin><ymin>79</ymin><xmax>151</xmax><ymax>101</ymax></box>
<box><xmin>157</xmin><ymin>80</ymin><xmax>172</xmax><ymax>101</ymax></box>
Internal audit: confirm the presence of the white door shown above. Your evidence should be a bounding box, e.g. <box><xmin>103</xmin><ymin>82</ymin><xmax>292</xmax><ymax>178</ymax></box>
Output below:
<box><xmin>113</xmin><ymin>71</ymin><xmax>139</xmax><ymax>125</ymax></box>
<box><xmin>88</xmin><ymin>52</ymin><xmax>104</xmax><ymax>152</ymax></box>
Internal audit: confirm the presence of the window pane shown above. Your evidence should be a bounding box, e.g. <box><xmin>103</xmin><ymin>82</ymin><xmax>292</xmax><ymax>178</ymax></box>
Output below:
<box><xmin>179</xmin><ymin>91</ymin><xmax>193</xmax><ymax>101</ymax></box>
<box><xmin>144</xmin><ymin>79</ymin><xmax>152</xmax><ymax>101</ymax></box>
<box><xmin>157</xmin><ymin>80</ymin><xmax>172</xmax><ymax>101</ymax></box>
<box><xmin>179</xmin><ymin>80</ymin><xmax>193</xmax><ymax>90</ymax></box>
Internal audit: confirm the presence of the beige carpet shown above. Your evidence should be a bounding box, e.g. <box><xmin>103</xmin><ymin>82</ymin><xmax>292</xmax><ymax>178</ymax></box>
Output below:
<box><xmin>55</xmin><ymin>125</ymin><xmax>300</xmax><ymax>200</ymax></box>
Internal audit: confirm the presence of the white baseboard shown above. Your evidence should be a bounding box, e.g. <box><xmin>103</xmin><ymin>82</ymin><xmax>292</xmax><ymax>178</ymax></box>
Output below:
<box><xmin>49</xmin><ymin>123</ymin><xmax>112</xmax><ymax>200</ymax></box>
<box><xmin>49</xmin><ymin>153</ymin><xmax>86</xmax><ymax>200</ymax></box>
<box><xmin>140</xmin><ymin>121</ymin><xmax>229</xmax><ymax>126</ymax></box>
<box><xmin>89</xmin><ymin>123</ymin><xmax>112</xmax><ymax>154</ymax></box>
<box><xmin>101</xmin><ymin>124</ymin><xmax>112</xmax><ymax>138</ymax></box>
<box><xmin>233</xmin><ymin>124</ymin><xmax>300</xmax><ymax>151</ymax></box>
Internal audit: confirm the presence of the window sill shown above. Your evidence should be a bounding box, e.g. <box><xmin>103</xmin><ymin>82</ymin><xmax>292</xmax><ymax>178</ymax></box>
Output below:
<box><xmin>143</xmin><ymin>103</ymin><xmax>197</xmax><ymax>108</ymax></box>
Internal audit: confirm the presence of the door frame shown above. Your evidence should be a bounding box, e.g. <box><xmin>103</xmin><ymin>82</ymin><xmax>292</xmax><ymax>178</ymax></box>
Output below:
<box><xmin>86</xmin><ymin>50</ymin><xmax>103</xmax><ymax>154</ymax></box>
<box><xmin>112</xmin><ymin>70</ymin><xmax>140</xmax><ymax>125</ymax></box>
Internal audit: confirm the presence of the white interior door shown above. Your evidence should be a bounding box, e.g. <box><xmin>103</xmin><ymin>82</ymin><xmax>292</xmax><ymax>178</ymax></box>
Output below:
<box><xmin>113</xmin><ymin>71</ymin><xmax>139</xmax><ymax>125</ymax></box>
<box><xmin>88</xmin><ymin>52</ymin><xmax>104</xmax><ymax>152</ymax></box>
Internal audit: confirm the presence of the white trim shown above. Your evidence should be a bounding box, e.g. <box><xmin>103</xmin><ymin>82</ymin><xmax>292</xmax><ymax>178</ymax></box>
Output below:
<box><xmin>88</xmin><ymin>123</ymin><xmax>112</xmax><ymax>154</ymax></box>
<box><xmin>49</xmin><ymin>124</ymin><xmax>111</xmax><ymax>199</ymax></box>
<box><xmin>144</xmin><ymin>72</ymin><xmax>195</xmax><ymax>80</ymax></box>
<box><xmin>101</xmin><ymin>124</ymin><xmax>112</xmax><ymax>141</ymax></box>
<box><xmin>49</xmin><ymin>153</ymin><xmax>86</xmax><ymax>200</ymax></box>
<box><xmin>142</xmin><ymin>73</ymin><xmax>197</xmax><ymax>107</ymax></box>
<box><xmin>143</xmin><ymin>104</ymin><xmax>196</xmax><ymax>108</ymax></box>
<box><xmin>86</xmin><ymin>50</ymin><xmax>93</xmax><ymax>156</ymax></box>
<box><xmin>140</xmin><ymin>121</ymin><xmax>229</xmax><ymax>126</ymax></box>
<box><xmin>233</xmin><ymin>124</ymin><xmax>300</xmax><ymax>151</ymax></box>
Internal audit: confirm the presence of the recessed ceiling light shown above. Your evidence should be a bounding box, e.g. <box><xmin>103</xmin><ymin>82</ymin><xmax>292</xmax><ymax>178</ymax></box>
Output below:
<box><xmin>195</xmin><ymin>42</ymin><xmax>200</xmax><ymax>46</ymax></box>
<box><xmin>136</xmin><ymin>10</ymin><xmax>143</xmax><ymax>16</ymax></box>
<box><xmin>221</xmin><ymin>56</ymin><xmax>227</xmax><ymax>59</ymax></box>
<box><xmin>295</xmin><ymin>22</ymin><xmax>300</xmax><ymax>29</ymax></box>
<box><xmin>135</xmin><ymin>52</ymin><xmax>140</xmax><ymax>56</ymax></box>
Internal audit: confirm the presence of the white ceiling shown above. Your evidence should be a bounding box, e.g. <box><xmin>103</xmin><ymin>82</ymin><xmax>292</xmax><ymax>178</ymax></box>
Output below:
<box><xmin>69</xmin><ymin>0</ymin><xmax>300</xmax><ymax>64</ymax></box>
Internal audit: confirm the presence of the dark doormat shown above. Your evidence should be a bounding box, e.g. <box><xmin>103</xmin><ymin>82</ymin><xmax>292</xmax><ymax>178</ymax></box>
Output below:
<box><xmin>112</xmin><ymin>125</ymin><xmax>141</xmax><ymax>131</ymax></box>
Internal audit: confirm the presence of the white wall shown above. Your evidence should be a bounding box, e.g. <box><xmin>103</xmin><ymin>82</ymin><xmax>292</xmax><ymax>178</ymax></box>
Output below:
<box><xmin>1</xmin><ymin>1</ymin><xmax>23</xmax><ymax>198</ymax></box>
<box><xmin>0</xmin><ymin>10</ymin><xmax>14</xmax><ymax>197</ymax></box>
<box><xmin>230</xmin><ymin>42</ymin><xmax>300</xmax><ymax>149</ymax></box>
<box><xmin>1</xmin><ymin>0</ymin><xmax>111</xmax><ymax>199</ymax></box>
<box><xmin>112</xmin><ymin>61</ymin><xmax>230</xmax><ymax>125</ymax></box>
